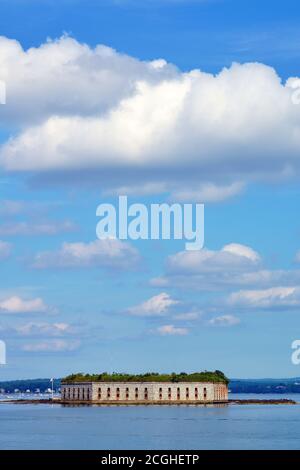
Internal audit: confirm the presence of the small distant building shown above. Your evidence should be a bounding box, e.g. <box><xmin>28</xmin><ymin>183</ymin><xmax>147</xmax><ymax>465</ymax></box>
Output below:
<box><xmin>61</xmin><ymin>378</ymin><xmax>228</xmax><ymax>404</ymax></box>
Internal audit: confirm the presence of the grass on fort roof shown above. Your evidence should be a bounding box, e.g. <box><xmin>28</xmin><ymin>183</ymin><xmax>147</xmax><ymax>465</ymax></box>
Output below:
<box><xmin>62</xmin><ymin>371</ymin><xmax>229</xmax><ymax>384</ymax></box>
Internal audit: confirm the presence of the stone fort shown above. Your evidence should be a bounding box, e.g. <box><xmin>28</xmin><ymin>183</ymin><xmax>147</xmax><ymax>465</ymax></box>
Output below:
<box><xmin>61</xmin><ymin>380</ymin><xmax>228</xmax><ymax>404</ymax></box>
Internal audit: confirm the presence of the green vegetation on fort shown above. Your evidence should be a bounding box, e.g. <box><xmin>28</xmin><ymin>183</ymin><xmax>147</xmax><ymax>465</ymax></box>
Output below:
<box><xmin>62</xmin><ymin>370</ymin><xmax>229</xmax><ymax>384</ymax></box>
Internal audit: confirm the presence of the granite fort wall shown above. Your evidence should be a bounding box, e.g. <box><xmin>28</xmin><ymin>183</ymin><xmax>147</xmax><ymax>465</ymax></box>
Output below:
<box><xmin>61</xmin><ymin>382</ymin><xmax>228</xmax><ymax>403</ymax></box>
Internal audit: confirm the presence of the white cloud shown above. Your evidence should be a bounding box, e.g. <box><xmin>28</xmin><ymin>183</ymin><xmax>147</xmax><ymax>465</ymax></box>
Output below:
<box><xmin>32</xmin><ymin>238</ymin><xmax>141</xmax><ymax>270</ymax></box>
<box><xmin>1</xmin><ymin>36</ymin><xmax>300</xmax><ymax>194</ymax></box>
<box><xmin>209</xmin><ymin>314</ymin><xmax>240</xmax><ymax>327</ymax></box>
<box><xmin>0</xmin><ymin>219</ymin><xmax>77</xmax><ymax>236</ymax></box>
<box><xmin>104</xmin><ymin>182</ymin><xmax>168</xmax><ymax>197</ymax></box>
<box><xmin>15</xmin><ymin>322</ymin><xmax>75</xmax><ymax>337</ymax></box>
<box><xmin>173</xmin><ymin>312</ymin><xmax>200</xmax><ymax>321</ymax></box>
<box><xmin>155</xmin><ymin>324</ymin><xmax>189</xmax><ymax>336</ymax></box>
<box><xmin>169</xmin><ymin>182</ymin><xmax>245</xmax><ymax>203</ymax></box>
<box><xmin>0</xmin><ymin>200</ymin><xmax>26</xmax><ymax>216</ymax></box>
<box><xmin>0</xmin><ymin>296</ymin><xmax>53</xmax><ymax>314</ymax></box>
<box><xmin>22</xmin><ymin>339</ymin><xmax>80</xmax><ymax>353</ymax></box>
<box><xmin>128</xmin><ymin>292</ymin><xmax>179</xmax><ymax>316</ymax></box>
<box><xmin>221</xmin><ymin>243</ymin><xmax>261</xmax><ymax>262</ymax></box>
<box><xmin>0</xmin><ymin>199</ymin><xmax>62</xmax><ymax>217</ymax></box>
<box><xmin>166</xmin><ymin>243</ymin><xmax>261</xmax><ymax>275</ymax></box>
<box><xmin>228</xmin><ymin>286</ymin><xmax>300</xmax><ymax>309</ymax></box>
<box><xmin>0</xmin><ymin>35</ymin><xmax>177</xmax><ymax>127</ymax></box>
<box><xmin>105</xmin><ymin>181</ymin><xmax>244</xmax><ymax>202</ymax></box>
<box><xmin>153</xmin><ymin>243</ymin><xmax>261</xmax><ymax>290</ymax></box>
<box><xmin>0</xmin><ymin>321</ymin><xmax>78</xmax><ymax>338</ymax></box>
<box><xmin>0</xmin><ymin>240</ymin><xmax>11</xmax><ymax>259</ymax></box>
<box><xmin>151</xmin><ymin>243</ymin><xmax>300</xmax><ymax>292</ymax></box>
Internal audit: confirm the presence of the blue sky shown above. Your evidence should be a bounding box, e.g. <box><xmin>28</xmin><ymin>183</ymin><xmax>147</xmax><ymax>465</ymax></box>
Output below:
<box><xmin>1</xmin><ymin>0</ymin><xmax>300</xmax><ymax>380</ymax></box>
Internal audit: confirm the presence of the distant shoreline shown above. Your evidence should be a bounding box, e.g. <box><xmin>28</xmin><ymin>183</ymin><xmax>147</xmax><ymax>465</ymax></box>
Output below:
<box><xmin>0</xmin><ymin>398</ymin><xmax>297</xmax><ymax>406</ymax></box>
<box><xmin>229</xmin><ymin>399</ymin><xmax>297</xmax><ymax>405</ymax></box>
<box><xmin>3</xmin><ymin>377</ymin><xmax>300</xmax><ymax>395</ymax></box>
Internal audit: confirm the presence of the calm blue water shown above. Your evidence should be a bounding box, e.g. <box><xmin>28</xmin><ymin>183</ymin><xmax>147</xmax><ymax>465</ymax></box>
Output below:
<box><xmin>1</xmin><ymin>394</ymin><xmax>300</xmax><ymax>450</ymax></box>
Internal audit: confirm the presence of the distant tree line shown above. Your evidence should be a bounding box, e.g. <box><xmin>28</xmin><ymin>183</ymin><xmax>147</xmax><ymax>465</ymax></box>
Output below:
<box><xmin>2</xmin><ymin>376</ymin><xmax>300</xmax><ymax>393</ymax></box>
<box><xmin>0</xmin><ymin>378</ymin><xmax>60</xmax><ymax>393</ymax></box>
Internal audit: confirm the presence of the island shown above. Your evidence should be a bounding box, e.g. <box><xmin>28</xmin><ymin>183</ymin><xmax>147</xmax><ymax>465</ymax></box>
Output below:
<box><xmin>61</xmin><ymin>370</ymin><xmax>229</xmax><ymax>404</ymax></box>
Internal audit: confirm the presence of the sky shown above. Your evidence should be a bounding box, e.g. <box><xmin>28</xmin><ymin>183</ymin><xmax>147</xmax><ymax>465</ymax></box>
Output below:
<box><xmin>1</xmin><ymin>0</ymin><xmax>300</xmax><ymax>380</ymax></box>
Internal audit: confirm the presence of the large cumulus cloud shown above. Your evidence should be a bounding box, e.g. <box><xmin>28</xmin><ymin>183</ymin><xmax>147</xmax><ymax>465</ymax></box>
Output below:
<box><xmin>1</xmin><ymin>36</ymin><xmax>300</xmax><ymax>197</ymax></box>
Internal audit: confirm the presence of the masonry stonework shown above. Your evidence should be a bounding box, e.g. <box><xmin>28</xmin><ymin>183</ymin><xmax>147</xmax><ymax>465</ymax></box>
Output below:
<box><xmin>61</xmin><ymin>381</ymin><xmax>228</xmax><ymax>404</ymax></box>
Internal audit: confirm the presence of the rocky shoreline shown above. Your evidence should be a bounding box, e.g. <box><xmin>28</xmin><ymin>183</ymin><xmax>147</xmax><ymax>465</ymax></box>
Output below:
<box><xmin>229</xmin><ymin>398</ymin><xmax>296</xmax><ymax>405</ymax></box>
<box><xmin>0</xmin><ymin>398</ymin><xmax>297</xmax><ymax>405</ymax></box>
